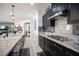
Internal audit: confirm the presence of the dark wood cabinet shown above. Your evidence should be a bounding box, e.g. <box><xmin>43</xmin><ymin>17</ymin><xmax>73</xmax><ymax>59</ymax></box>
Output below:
<box><xmin>51</xmin><ymin>3</ymin><xmax>79</xmax><ymax>24</ymax></box>
<box><xmin>39</xmin><ymin>35</ymin><xmax>64</xmax><ymax>56</ymax></box>
<box><xmin>63</xmin><ymin>46</ymin><xmax>79</xmax><ymax>56</ymax></box>
<box><xmin>46</xmin><ymin>39</ymin><xmax>64</xmax><ymax>56</ymax></box>
<box><xmin>39</xmin><ymin>35</ymin><xmax>43</xmax><ymax>49</ymax></box>
<box><xmin>46</xmin><ymin>39</ymin><xmax>56</xmax><ymax>56</ymax></box>
<box><xmin>68</xmin><ymin>3</ymin><xmax>79</xmax><ymax>24</ymax></box>
<box><xmin>42</xmin><ymin>3</ymin><xmax>69</xmax><ymax>30</ymax></box>
<box><xmin>39</xmin><ymin>35</ymin><xmax>79</xmax><ymax>56</ymax></box>
<box><xmin>42</xmin><ymin>9</ymin><xmax>52</xmax><ymax>29</ymax></box>
<box><xmin>54</xmin><ymin>43</ymin><xmax>64</xmax><ymax>56</ymax></box>
<box><xmin>42</xmin><ymin>37</ymin><xmax>47</xmax><ymax>51</ymax></box>
<box><xmin>43</xmin><ymin>13</ymin><xmax>47</xmax><ymax>30</ymax></box>
<box><xmin>51</xmin><ymin>3</ymin><xmax>69</xmax><ymax>16</ymax></box>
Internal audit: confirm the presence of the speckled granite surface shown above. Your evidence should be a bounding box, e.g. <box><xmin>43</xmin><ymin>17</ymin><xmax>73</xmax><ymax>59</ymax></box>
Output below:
<box><xmin>0</xmin><ymin>32</ymin><xmax>24</xmax><ymax>56</ymax></box>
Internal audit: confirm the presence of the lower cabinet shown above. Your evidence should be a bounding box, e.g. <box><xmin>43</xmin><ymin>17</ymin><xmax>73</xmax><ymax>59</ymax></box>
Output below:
<box><xmin>63</xmin><ymin>47</ymin><xmax>79</xmax><ymax>56</ymax></box>
<box><xmin>44</xmin><ymin>48</ymin><xmax>55</xmax><ymax>56</ymax></box>
<box><xmin>46</xmin><ymin>38</ymin><xmax>64</xmax><ymax>56</ymax></box>
<box><xmin>39</xmin><ymin>35</ymin><xmax>79</xmax><ymax>56</ymax></box>
<box><xmin>39</xmin><ymin>35</ymin><xmax>43</xmax><ymax>49</ymax></box>
<box><xmin>42</xmin><ymin>37</ymin><xmax>47</xmax><ymax>52</ymax></box>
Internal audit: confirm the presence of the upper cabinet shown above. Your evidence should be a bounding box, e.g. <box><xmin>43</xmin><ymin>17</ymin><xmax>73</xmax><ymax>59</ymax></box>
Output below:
<box><xmin>51</xmin><ymin>3</ymin><xmax>68</xmax><ymax>15</ymax></box>
<box><xmin>42</xmin><ymin>3</ymin><xmax>79</xmax><ymax>29</ymax></box>
<box><xmin>68</xmin><ymin>3</ymin><xmax>79</xmax><ymax>24</ymax></box>
<box><xmin>43</xmin><ymin>9</ymin><xmax>54</xmax><ymax>29</ymax></box>
<box><xmin>48</xmin><ymin>3</ymin><xmax>69</xmax><ymax>20</ymax></box>
<box><xmin>50</xmin><ymin>3</ymin><xmax>79</xmax><ymax>24</ymax></box>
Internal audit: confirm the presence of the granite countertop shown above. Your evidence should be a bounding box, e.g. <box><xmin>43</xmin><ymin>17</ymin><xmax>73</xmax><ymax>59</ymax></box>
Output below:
<box><xmin>39</xmin><ymin>32</ymin><xmax>79</xmax><ymax>53</ymax></box>
<box><xmin>0</xmin><ymin>32</ymin><xmax>24</xmax><ymax>56</ymax></box>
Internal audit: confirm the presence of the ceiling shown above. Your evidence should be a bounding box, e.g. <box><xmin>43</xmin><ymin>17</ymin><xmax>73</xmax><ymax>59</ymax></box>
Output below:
<box><xmin>0</xmin><ymin>3</ymin><xmax>51</xmax><ymax>23</ymax></box>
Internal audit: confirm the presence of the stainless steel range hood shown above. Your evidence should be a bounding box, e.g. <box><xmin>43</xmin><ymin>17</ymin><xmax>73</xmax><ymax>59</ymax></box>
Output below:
<box><xmin>48</xmin><ymin>9</ymin><xmax>69</xmax><ymax>20</ymax></box>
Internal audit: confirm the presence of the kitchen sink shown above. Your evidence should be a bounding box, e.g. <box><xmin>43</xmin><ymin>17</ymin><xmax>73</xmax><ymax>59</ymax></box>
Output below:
<box><xmin>47</xmin><ymin>35</ymin><xmax>71</xmax><ymax>42</ymax></box>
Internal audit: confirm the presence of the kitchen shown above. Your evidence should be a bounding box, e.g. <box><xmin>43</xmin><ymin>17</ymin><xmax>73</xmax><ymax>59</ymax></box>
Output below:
<box><xmin>0</xmin><ymin>3</ymin><xmax>79</xmax><ymax>56</ymax></box>
<box><xmin>39</xmin><ymin>3</ymin><xmax>79</xmax><ymax>56</ymax></box>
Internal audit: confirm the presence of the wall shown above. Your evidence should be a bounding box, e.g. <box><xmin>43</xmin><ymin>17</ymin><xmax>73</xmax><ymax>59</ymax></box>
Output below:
<box><xmin>0</xmin><ymin>3</ymin><xmax>13</xmax><ymax>22</ymax></box>
<box><xmin>30</xmin><ymin>9</ymin><xmax>38</xmax><ymax>40</ymax></box>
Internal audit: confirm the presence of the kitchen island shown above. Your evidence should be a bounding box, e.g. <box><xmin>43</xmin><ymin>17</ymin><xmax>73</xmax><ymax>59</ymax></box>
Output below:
<box><xmin>0</xmin><ymin>32</ymin><xmax>25</xmax><ymax>56</ymax></box>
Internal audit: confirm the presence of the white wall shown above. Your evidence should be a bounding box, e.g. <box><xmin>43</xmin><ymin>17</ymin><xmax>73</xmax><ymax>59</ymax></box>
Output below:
<box><xmin>0</xmin><ymin>3</ymin><xmax>13</xmax><ymax>22</ymax></box>
<box><xmin>30</xmin><ymin>9</ymin><xmax>38</xmax><ymax>40</ymax></box>
<box><xmin>38</xmin><ymin>10</ymin><xmax>44</xmax><ymax>27</ymax></box>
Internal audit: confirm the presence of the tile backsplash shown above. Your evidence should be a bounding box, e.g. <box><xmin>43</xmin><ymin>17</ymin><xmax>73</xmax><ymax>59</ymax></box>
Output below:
<box><xmin>46</xmin><ymin>27</ymin><xmax>55</xmax><ymax>32</ymax></box>
<box><xmin>46</xmin><ymin>17</ymin><xmax>79</xmax><ymax>39</ymax></box>
<box><xmin>55</xmin><ymin>17</ymin><xmax>73</xmax><ymax>36</ymax></box>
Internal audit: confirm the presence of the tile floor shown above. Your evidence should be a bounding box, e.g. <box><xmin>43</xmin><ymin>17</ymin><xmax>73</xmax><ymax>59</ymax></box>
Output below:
<box><xmin>22</xmin><ymin>37</ymin><xmax>44</xmax><ymax>56</ymax></box>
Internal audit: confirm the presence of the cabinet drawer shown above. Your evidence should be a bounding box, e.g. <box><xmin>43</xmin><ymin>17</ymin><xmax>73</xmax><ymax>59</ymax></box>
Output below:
<box><xmin>47</xmin><ymin>39</ymin><xmax>56</xmax><ymax>52</ymax></box>
<box><xmin>47</xmin><ymin>44</ymin><xmax>56</xmax><ymax>54</ymax></box>
<box><xmin>39</xmin><ymin>36</ymin><xmax>43</xmax><ymax>49</ymax></box>
<box><xmin>44</xmin><ymin>48</ymin><xmax>55</xmax><ymax>56</ymax></box>
<box><xmin>47</xmin><ymin>39</ymin><xmax>64</xmax><ymax>56</ymax></box>
<box><xmin>39</xmin><ymin>36</ymin><xmax>42</xmax><ymax>46</ymax></box>
<box><xmin>64</xmin><ymin>47</ymin><xmax>79</xmax><ymax>56</ymax></box>
<box><xmin>55</xmin><ymin>45</ymin><xmax>64</xmax><ymax>56</ymax></box>
<box><xmin>42</xmin><ymin>37</ymin><xmax>47</xmax><ymax>50</ymax></box>
<box><xmin>64</xmin><ymin>51</ymin><xmax>72</xmax><ymax>56</ymax></box>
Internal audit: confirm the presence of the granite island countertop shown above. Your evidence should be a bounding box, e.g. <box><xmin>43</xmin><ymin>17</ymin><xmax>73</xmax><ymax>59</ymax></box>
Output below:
<box><xmin>39</xmin><ymin>31</ymin><xmax>79</xmax><ymax>53</ymax></box>
<box><xmin>0</xmin><ymin>32</ymin><xmax>24</xmax><ymax>56</ymax></box>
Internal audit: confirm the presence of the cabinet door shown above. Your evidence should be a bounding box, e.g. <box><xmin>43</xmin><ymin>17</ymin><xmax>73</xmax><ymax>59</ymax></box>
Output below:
<box><xmin>47</xmin><ymin>9</ymin><xmax>52</xmax><ymax>18</ymax></box>
<box><xmin>46</xmin><ymin>9</ymin><xmax>52</xmax><ymax>26</ymax></box>
<box><xmin>42</xmin><ymin>37</ymin><xmax>47</xmax><ymax>51</ymax></box>
<box><xmin>55</xmin><ymin>43</ymin><xmax>64</xmax><ymax>56</ymax></box>
<box><xmin>63</xmin><ymin>46</ymin><xmax>79</xmax><ymax>56</ymax></box>
<box><xmin>42</xmin><ymin>14</ymin><xmax>47</xmax><ymax>30</ymax></box>
<box><xmin>44</xmin><ymin>48</ymin><xmax>55</xmax><ymax>56</ymax></box>
<box><xmin>39</xmin><ymin>35</ymin><xmax>43</xmax><ymax>49</ymax></box>
<box><xmin>51</xmin><ymin>3</ymin><xmax>68</xmax><ymax>15</ymax></box>
<box><xmin>64</xmin><ymin>51</ymin><xmax>72</xmax><ymax>56</ymax></box>
<box><xmin>68</xmin><ymin>3</ymin><xmax>79</xmax><ymax>24</ymax></box>
<box><xmin>51</xmin><ymin>3</ymin><xmax>58</xmax><ymax>15</ymax></box>
<box><xmin>46</xmin><ymin>39</ymin><xmax>64</xmax><ymax>56</ymax></box>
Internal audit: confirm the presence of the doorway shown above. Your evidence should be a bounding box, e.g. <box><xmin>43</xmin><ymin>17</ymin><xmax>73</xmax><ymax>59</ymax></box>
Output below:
<box><xmin>24</xmin><ymin>22</ymin><xmax>31</xmax><ymax>37</ymax></box>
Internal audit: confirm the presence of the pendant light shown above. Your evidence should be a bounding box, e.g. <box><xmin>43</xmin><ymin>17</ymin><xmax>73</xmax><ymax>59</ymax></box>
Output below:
<box><xmin>11</xmin><ymin>4</ymin><xmax>15</xmax><ymax>22</ymax></box>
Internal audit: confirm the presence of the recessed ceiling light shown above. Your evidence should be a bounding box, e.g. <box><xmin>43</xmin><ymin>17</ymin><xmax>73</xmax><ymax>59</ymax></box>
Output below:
<box><xmin>30</xmin><ymin>3</ymin><xmax>34</xmax><ymax>6</ymax></box>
